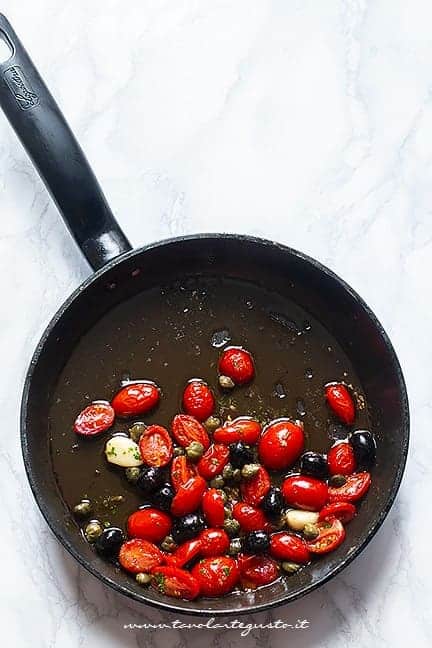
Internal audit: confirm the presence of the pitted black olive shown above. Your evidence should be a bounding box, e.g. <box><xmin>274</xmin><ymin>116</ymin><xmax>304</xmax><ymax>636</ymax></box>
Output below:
<box><xmin>94</xmin><ymin>527</ymin><xmax>124</xmax><ymax>557</ymax></box>
<box><xmin>152</xmin><ymin>482</ymin><xmax>175</xmax><ymax>512</ymax></box>
<box><xmin>261</xmin><ymin>487</ymin><xmax>284</xmax><ymax>518</ymax></box>
<box><xmin>171</xmin><ymin>513</ymin><xmax>206</xmax><ymax>544</ymax></box>
<box><xmin>242</xmin><ymin>530</ymin><xmax>270</xmax><ymax>554</ymax></box>
<box><xmin>349</xmin><ymin>430</ymin><xmax>376</xmax><ymax>468</ymax></box>
<box><xmin>136</xmin><ymin>466</ymin><xmax>165</xmax><ymax>494</ymax></box>
<box><xmin>229</xmin><ymin>442</ymin><xmax>255</xmax><ymax>468</ymax></box>
<box><xmin>300</xmin><ymin>451</ymin><xmax>328</xmax><ymax>479</ymax></box>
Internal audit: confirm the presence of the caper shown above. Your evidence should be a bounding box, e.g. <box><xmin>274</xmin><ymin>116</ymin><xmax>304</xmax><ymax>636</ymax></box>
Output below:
<box><xmin>224</xmin><ymin>486</ymin><xmax>240</xmax><ymax>502</ymax></box>
<box><xmin>219</xmin><ymin>375</ymin><xmax>235</xmax><ymax>390</ymax></box>
<box><xmin>186</xmin><ymin>441</ymin><xmax>204</xmax><ymax>462</ymax></box>
<box><xmin>281</xmin><ymin>561</ymin><xmax>301</xmax><ymax>575</ymax></box>
<box><xmin>125</xmin><ymin>466</ymin><xmax>141</xmax><ymax>484</ymax></box>
<box><xmin>223</xmin><ymin>518</ymin><xmax>241</xmax><ymax>537</ymax></box>
<box><xmin>303</xmin><ymin>523</ymin><xmax>319</xmax><ymax>540</ymax></box>
<box><xmin>160</xmin><ymin>535</ymin><xmax>177</xmax><ymax>552</ymax></box>
<box><xmin>224</xmin><ymin>505</ymin><xmax>233</xmax><ymax>519</ymax></box>
<box><xmin>232</xmin><ymin>468</ymin><xmax>242</xmax><ymax>483</ymax></box>
<box><xmin>135</xmin><ymin>572</ymin><xmax>151</xmax><ymax>586</ymax></box>
<box><xmin>129</xmin><ymin>421</ymin><xmax>146</xmax><ymax>443</ymax></box>
<box><xmin>218</xmin><ymin>489</ymin><xmax>228</xmax><ymax>503</ymax></box>
<box><xmin>228</xmin><ymin>538</ymin><xmax>242</xmax><ymax>555</ymax></box>
<box><xmin>173</xmin><ymin>446</ymin><xmax>185</xmax><ymax>457</ymax></box>
<box><xmin>222</xmin><ymin>463</ymin><xmax>234</xmax><ymax>480</ymax></box>
<box><xmin>329</xmin><ymin>474</ymin><xmax>347</xmax><ymax>487</ymax></box>
<box><xmin>241</xmin><ymin>463</ymin><xmax>261</xmax><ymax>480</ymax></box>
<box><xmin>210</xmin><ymin>475</ymin><xmax>225</xmax><ymax>488</ymax></box>
<box><xmin>73</xmin><ymin>500</ymin><xmax>93</xmax><ymax>518</ymax></box>
<box><xmin>204</xmin><ymin>416</ymin><xmax>221</xmax><ymax>432</ymax></box>
<box><xmin>84</xmin><ymin>520</ymin><xmax>103</xmax><ymax>542</ymax></box>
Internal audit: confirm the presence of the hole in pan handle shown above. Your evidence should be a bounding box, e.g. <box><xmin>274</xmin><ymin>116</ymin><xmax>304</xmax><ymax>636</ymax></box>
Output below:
<box><xmin>0</xmin><ymin>13</ymin><xmax>132</xmax><ymax>271</ymax></box>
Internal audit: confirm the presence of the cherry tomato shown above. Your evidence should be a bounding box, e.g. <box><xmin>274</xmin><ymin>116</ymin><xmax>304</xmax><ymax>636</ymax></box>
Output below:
<box><xmin>319</xmin><ymin>501</ymin><xmax>356</xmax><ymax>524</ymax></box>
<box><xmin>182</xmin><ymin>380</ymin><xmax>215</xmax><ymax>421</ymax></box>
<box><xmin>171</xmin><ymin>476</ymin><xmax>207</xmax><ymax>517</ymax></box>
<box><xmin>282</xmin><ymin>475</ymin><xmax>328</xmax><ymax>511</ymax></box>
<box><xmin>307</xmin><ymin>518</ymin><xmax>346</xmax><ymax>554</ymax></box>
<box><xmin>213</xmin><ymin>417</ymin><xmax>262</xmax><ymax>445</ymax></box>
<box><xmin>112</xmin><ymin>382</ymin><xmax>160</xmax><ymax>417</ymax></box>
<box><xmin>118</xmin><ymin>539</ymin><xmax>164</xmax><ymax>574</ymax></box>
<box><xmin>202</xmin><ymin>488</ymin><xmax>225</xmax><ymax>527</ymax></box>
<box><xmin>151</xmin><ymin>565</ymin><xmax>200</xmax><ymax>600</ymax></box>
<box><xmin>258</xmin><ymin>419</ymin><xmax>304</xmax><ymax>470</ymax></box>
<box><xmin>240</xmin><ymin>465</ymin><xmax>271</xmax><ymax>507</ymax></box>
<box><xmin>171</xmin><ymin>414</ymin><xmax>210</xmax><ymax>450</ymax></box>
<box><xmin>269</xmin><ymin>532</ymin><xmax>311</xmax><ymax>563</ymax></box>
<box><xmin>139</xmin><ymin>425</ymin><xmax>173</xmax><ymax>467</ymax></box>
<box><xmin>165</xmin><ymin>538</ymin><xmax>202</xmax><ymax>568</ymax></box>
<box><xmin>199</xmin><ymin>528</ymin><xmax>230</xmax><ymax>557</ymax></box>
<box><xmin>327</xmin><ymin>442</ymin><xmax>356</xmax><ymax>476</ymax></box>
<box><xmin>232</xmin><ymin>502</ymin><xmax>268</xmax><ymax>532</ymax></box>
<box><xmin>325</xmin><ymin>383</ymin><xmax>355</xmax><ymax>425</ymax></box>
<box><xmin>170</xmin><ymin>455</ymin><xmax>198</xmax><ymax>492</ymax></box>
<box><xmin>197</xmin><ymin>444</ymin><xmax>230</xmax><ymax>480</ymax></box>
<box><xmin>191</xmin><ymin>556</ymin><xmax>240</xmax><ymax>597</ymax></box>
<box><xmin>127</xmin><ymin>508</ymin><xmax>172</xmax><ymax>543</ymax></box>
<box><xmin>238</xmin><ymin>554</ymin><xmax>279</xmax><ymax>588</ymax></box>
<box><xmin>218</xmin><ymin>347</ymin><xmax>255</xmax><ymax>385</ymax></box>
<box><xmin>328</xmin><ymin>472</ymin><xmax>371</xmax><ymax>503</ymax></box>
<box><xmin>74</xmin><ymin>401</ymin><xmax>114</xmax><ymax>436</ymax></box>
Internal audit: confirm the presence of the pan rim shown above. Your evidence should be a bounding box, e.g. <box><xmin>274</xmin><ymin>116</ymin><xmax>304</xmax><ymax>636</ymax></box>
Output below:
<box><xmin>20</xmin><ymin>233</ymin><xmax>410</xmax><ymax>616</ymax></box>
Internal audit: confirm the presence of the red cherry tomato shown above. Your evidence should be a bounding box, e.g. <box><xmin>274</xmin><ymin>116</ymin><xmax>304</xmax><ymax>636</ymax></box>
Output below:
<box><xmin>282</xmin><ymin>475</ymin><xmax>328</xmax><ymax>511</ymax></box>
<box><xmin>269</xmin><ymin>532</ymin><xmax>311</xmax><ymax>563</ymax></box>
<box><xmin>218</xmin><ymin>347</ymin><xmax>255</xmax><ymax>385</ymax></box>
<box><xmin>151</xmin><ymin>565</ymin><xmax>200</xmax><ymax>600</ymax></box>
<box><xmin>197</xmin><ymin>444</ymin><xmax>230</xmax><ymax>480</ymax></box>
<box><xmin>328</xmin><ymin>472</ymin><xmax>371</xmax><ymax>503</ymax></box>
<box><xmin>202</xmin><ymin>488</ymin><xmax>225</xmax><ymax>527</ymax></box>
<box><xmin>199</xmin><ymin>529</ymin><xmax>230</xmax><ymax>557</ymax></box>
<box><xmin>127</xmin><ymin>508</ymin><xmax>172</xmax><ymax>543</ymax></box>
<box><xmin>73</xmin><ymin>401</ymin><xmax>114</xmax><ymax>436</ymax></box>
<box><xmin>327</xmin><ymin>442</ymin><xmax>356</xmax><ymax>476</ymax></box>
<box><xmin>118</xmin><ymin>539</ymin><xmax>164</xmax><ymax>574</ymax></box>
<box><xmin>325</xmin><ymin>383</ymin><xmax>355</xmax><ymax>425</ymax></box>
<box><xmin>307</xmin><ymin>518</ymin><xmax>346</xmax><ymax>554</ymax></box>
<box><xmin>171</xmin><ymin>414</ymin><xmax>210</xmax><ymax>450</ymax></box>
<box><xmin>258</xmin><ymin>419</ymin><xmax>304</xmax><ymax>470</ymax></box>
<box><xmin>139</xmin><ymin>425</ymin><xmax>173</xmax><ymax>467</ymax></box>
<box><xmin>238</xmin><ymin>554</ymin><xmax>279</xmax><ymax>588</ymax></box>
<box><xmin>232</xmin><ymin>502</ymin><xmax>268</xmax><ymax>532</ymax></box>
<box><xmin>165</xmin><ymin>538</ymin><xmax>202</xmax><ymax>568</ymax></box>
<box><xmin>319</xmin><ymin>501</ymin><xmax>356</xmax><ymax>524</ymax></box>
<box><xmin>111</xmin><ymin>381</ymin><xmax>160</xmax><ymax>417</ymax></box>
<box><xmin>240</xmin><ymin>465</ymin><xmax>271</xmax><ymax>507</ymax></box>
<box><xmin>213</xmin><ymin>417</ymin><xmax>262</xmax><ymax>445</ymax></box>
<box><xmin>182</xmin><ymin>380</ymin><xmax>215</xmax><ymax>421</ymax></box>
<box><xmin>191</xmin><ymin>556</ymin><xmax>239</xmax><ymax>597</ymax></box>
<box><xmin>171</xmin><ymin>476</ymin><xmax>207</xmax><ymax>517</ymax></box>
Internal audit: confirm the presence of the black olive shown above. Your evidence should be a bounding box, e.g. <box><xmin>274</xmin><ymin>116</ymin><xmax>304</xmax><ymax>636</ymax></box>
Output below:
<box><xmin>300</xmin><ymin>451</ymin><xmax>328</xmax><ymax>479</ymax></box>
<box><xmin>171</xmin><ymin>513</ymin><xmax>206</xmax><ymax>544</ymax></box>
<box><xmin>261</xmin><ymin>487</ymin><xmax>284</xmax><ymax>518</ymax></box>
<box><xmin>136</xmin><ymin>466</ymin><xmax>165</xmax><ymax>494</ymax></box>
<box><xmin>152</xmin><ymin>483</ymin><xmax>175</xmax><ymax>512</ymax></box>
<box><xmin>242</xmin><ymin>530</ymin><xmax>270</xmax><ymax>554</ymax></box>
<box><xmin>229</xmin><ymin>442</ymin><xmax>255</xmax><ymax>468</ymax></box>
<box><xmin>349</xmin><ymin>430</ymin><xmax>376</xmax><ymax>468</ymax></box>
<box><xmin>94</xmin><ymin>527</ymin><xmax>124</xmax><ymax>557</ymax></box>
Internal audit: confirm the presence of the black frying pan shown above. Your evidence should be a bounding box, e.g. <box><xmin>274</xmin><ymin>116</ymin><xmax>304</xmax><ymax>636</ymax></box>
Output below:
<box><xmin>0</xmin><ymin>14</ymin><xmax>409</xmax><ymax>616</ymax></box>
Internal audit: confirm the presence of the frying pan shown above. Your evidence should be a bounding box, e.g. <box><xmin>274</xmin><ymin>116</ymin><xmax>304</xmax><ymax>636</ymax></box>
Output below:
<box><xmin>0</xmin><ymin>14</ymin><xmax>409</xmax><ymax>616</ymax></box>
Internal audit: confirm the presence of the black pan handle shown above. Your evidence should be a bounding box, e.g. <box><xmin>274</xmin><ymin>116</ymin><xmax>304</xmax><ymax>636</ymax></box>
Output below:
<box><xmin>0</xmin><ymin>14</ymin><xmax>132</xmax><ymax>270</ymax></box>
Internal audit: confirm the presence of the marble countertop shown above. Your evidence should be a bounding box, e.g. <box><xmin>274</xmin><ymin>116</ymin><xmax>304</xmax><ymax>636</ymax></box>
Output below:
<box><xmin>0</xmin><ymin>1</ymin><xmax>430</xmax><ymax>646</ymax></box>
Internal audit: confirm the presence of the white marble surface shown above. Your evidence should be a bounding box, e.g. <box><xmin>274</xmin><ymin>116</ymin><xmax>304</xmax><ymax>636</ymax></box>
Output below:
<box><xmin>0</xmin><ymin>1</ymin><xmax>430</xmax><ymax>645</ymax></box>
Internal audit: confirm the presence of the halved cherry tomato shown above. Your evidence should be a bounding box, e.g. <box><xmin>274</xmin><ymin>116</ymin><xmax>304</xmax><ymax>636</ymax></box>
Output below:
<box><xmin>199</xmin><ymin>529</ymin><xmax>230</xmax><ymax>557</ymax></box>
<box><xmin>258</xmin><ymin>419</ymin><xmax>304</xmax><ymax>470</ymax></box>
<box><xmin>319</xmin><ymin>501</ymin><xmax>356</xmax><ymax>524</ymax></box>
<box><xmin>307</xmin><ymin>518</ymin><xmax>346</xmax><ymax>554</ymax></box>
<box><xmin>202</xmin><ymin>488</ymin><xmax>225</xmax><ymax>527</ymax></box>
<box><xmin>151</xmin><ymin>565</ymin><xmax>200</xmax><ymax>600</ymax></box>
<box><xmin>328</xmin><ymin>472</ymin><xmax>371</xmax><ymax>503</ymax></box>
<box><xmin>232</xmin><ymin>502</ymin><xmax>268</xmax><ymax>532</ymax></box>
<box><xmin>112</xmin><ymin>382</ymin><xmax>160</xmax><ymax>417</ymax></box>
<box><xmin>182</xmin><ymin>380</ymin><xmax>215</xmax><ymax>421</ymax></box>
<box><xmin>238</xmin><ymin>554</ymin><xmax>279</xmax><ymax>588</ymax></box>
<box><xmin>282</xmin><ymin>475</ymin><xmax>328</xmax><ymax>511</ymax></box>
<box><xmin>171</xmin><ymin>414</ymin><xmax>210</xmax><ymax>450</ymax></box>
<box><xmin>118</xmin><ymin>539</ymin><xmax>164</xmax><ymax>574</ymax></box>
<box><xmin>197</xmin><ymin>444</ymin><xmax>230</xmax><ymax>480</ymax></box>
<box><xmin>240</xmin><ymin>465</ymin><xmax>271</xmax><ymax>507</ymax></box>
<box><xmin>139</xmin><ymin>425</ymin><xmax>173</xmax><ymax>467</ymax></box>
<box><xmin>213</xmin><ymin>417</ymin><xmax>262</xmax><ymax>445</ymax></box>
<box><xmin>165</xmin><ymin>538</ymin><xmax>202</xmax><ymax>568</ymax></box>
<box><xmin>325</xmin><ymin>383</ymin><xmax>355</xmax><ymax>425</ymax></box>
<box><xmin>191</xmin><ymin>556</ymin><xmax>240</xmax><ymax>597</ymax></box>
<box><xmin>74</xmin><ymin>401</ymin><xmax>114</xmax><ymax>436</ymax></box>
<box><xmin>127</xmin><ymin>508</ymin><xmax>172</xmax><ymax>543</ymax></box>
<box><xmin>327</xmin><ymin>442</ymin><xmax>356</xmax><ymax>476</ymax></box>
<box><xmin>170</xmin><ymin>455</ymin><xmax>198</xmax><ymax>492</ymax></box>
<box><xmin>269</xmin><ymin>532</ymin><xmax>311</xmax><ymax>563</ymax></box>
<box><xmin>171</xmin><ymin>476</ymin><xmax>207</xmax><ymax>517</ymax></box>
<box><xmin>218</xmin><ymin>347</ymin><xmax>255</xmax><ymax>385</ymax></box>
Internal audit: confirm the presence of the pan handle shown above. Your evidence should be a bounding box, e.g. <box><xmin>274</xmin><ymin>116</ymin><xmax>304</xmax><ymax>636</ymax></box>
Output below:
<box><xmin>0</xmin><ymin>14</ymin><xmax>132</xmax><ymax>271</ymax></box>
